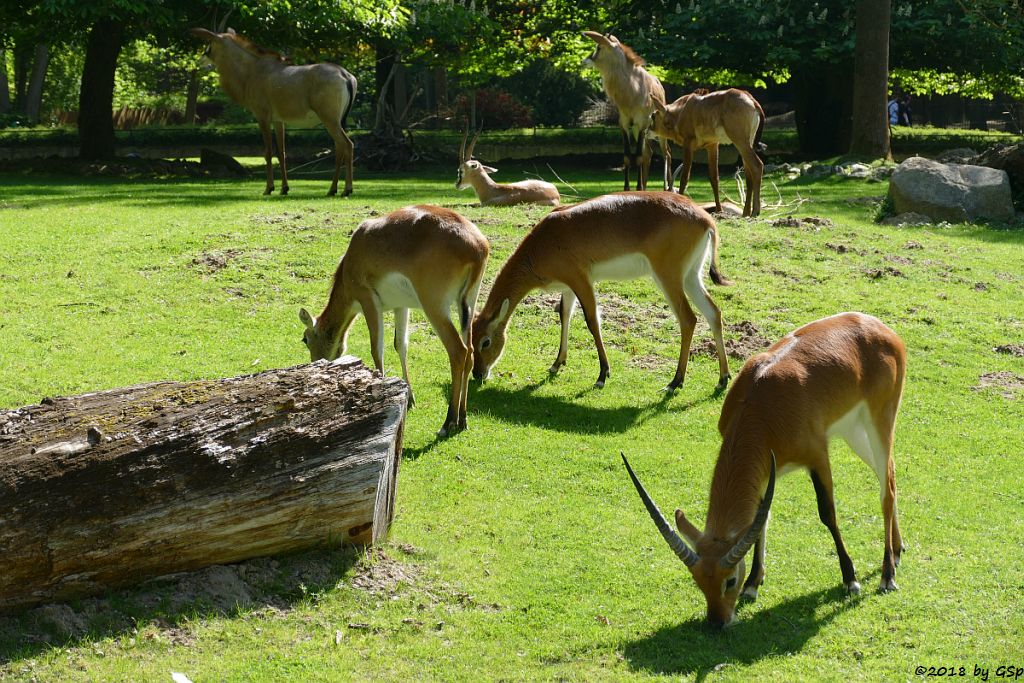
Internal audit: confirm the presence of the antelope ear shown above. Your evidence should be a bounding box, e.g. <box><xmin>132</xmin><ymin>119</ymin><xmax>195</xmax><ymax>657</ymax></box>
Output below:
<box><xmin>299</xmin><ymin>307</ymin><xmax>315</xmax><ymax>330</ymax></box>
<box><xmin>226</xmin><ymin>27</ymin><xmax>237</xmax><ymax>35</ymax></box>
<box><xmin>649</xmin><ymin>96</ymin><xmax>667</xmax><ymax>114</ymax></box>
<box><xmin>497</xmin><ymin>298</ymin><xmax>510</xmax><ymax>323</ymax></box>
<box><xmin>189</xmin><ymin>28</ymin><xmax>216</xmax><ymax>42</ymax></box>
<box><xmin>482</xmin><ymin>165</ymin><xmax>498</xmax><ymax>174</ymax></box>
<box><xmin>607</xmin><ymin>34</ymin><xmax>620</xmax><ymax>45</ymax></box>
<box><xmin>675</xmin><ymin>508</ymin><xmax>702</xmax><ymax>547</ymax></box>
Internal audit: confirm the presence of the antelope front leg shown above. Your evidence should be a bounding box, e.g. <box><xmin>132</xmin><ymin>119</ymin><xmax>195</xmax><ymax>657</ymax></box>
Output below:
<box><xmin>549</xmin><ymin>291</ymin><xmax>577</xmax><ymax>373</ymax></box>
<box><xmin>274</xmin><ymin>122</ymin><xmax>289</xmax><ymax>195</ymax></box>
<box><xmin>571</xmin><ymin>283</ymin><xmax>610</xmax><ymax>388</ymax></box>
<box><xmin>707</xmin><ymin>144</ymin><xmax>722</xmax><ymax>213</ymax></box>
<box><xmin>662</xmin><ymin>141</ymin><xmax>674</xmax><ymax>192</ymax></box>
<box><xmin>620</xmin><ymin>129</ymin><xmax>633</xmax><ymax>191</ymax></box>
<box><xmin>637</xmin><ymin>131</ymin><xmax>652</xmax><ymax>190</ymax></box>
<box><xmin>258</xmin><ymin>120</ymin><xmax>275</xmax><ymax>195</ymax></box>
<box><xmin>393</xmin><ymin>307</ymin><xmax>415</xmax><ymax>408</ymax></box>
<box><xmin>810</xmin><ymin>463</ymin><xmax>861</xmax><ymax>594</ymax></box>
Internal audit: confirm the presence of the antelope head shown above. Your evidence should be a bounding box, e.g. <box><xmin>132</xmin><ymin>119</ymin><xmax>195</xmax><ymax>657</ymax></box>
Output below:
<box><xmin>299</xmin><ymin>307</ymin><xmax>344</xmax><ymax>362</ymax></box>
<box><xmin>582</xmin><ymin>31</ymin><xmax>624</xmax><ymax>71</ymax></box>
<box><xmin>471</xmin><ymin>298</ymin><xmax>511</xmax><ymax>380</ymax></box>
<box><xmin>647</xmin><ymin>95</ymin><xmax>670</xmax><ymax>137</ymax></box>
<box><xmin>622</xmin><ymin>452</ymin><xmax>776</xmax><ymax>629</ymax></box>
<box><xmin>456</xmin><ymin>127</ymin><xmax>497</xmax><ymax>190</ymax></box>
<box><xmin>188</xmin><ymin>27</ymin><xmax>236</xmax><ymax>68</ymax></box>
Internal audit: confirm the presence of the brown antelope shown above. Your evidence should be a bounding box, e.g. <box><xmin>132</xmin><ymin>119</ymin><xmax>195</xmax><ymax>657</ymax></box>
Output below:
<box><xmin>299</xmin><ymin>206</ymin><xmax>489</xmax><ymax>437</ymax></box>
<box><xmin>649</xmin><ymin>89</ymin><xmax>766</xmax><ymax>217</ymax></box>
<box><xmin>471</xmin><ymin>192</ymin><xmax>731</xmax><ymax>393</ymax></box>
<box><xmin>456</xmin><ymin>128</ymin><xmax>560</xmax><ymax>206</ymax></box>
<box><xmin>582</xmin><ymin>31</ymin><xmax>666</xmax><ymax>191</ymax></box>
<box><xmin>623</xmin><ymin>312</ymin><xmax>907</xmax><ymax>628</ymax></box>
<box><xmin>189</xmin><ymin>28</ymin><xmax>357</xmax><ymax>197</ymax></box>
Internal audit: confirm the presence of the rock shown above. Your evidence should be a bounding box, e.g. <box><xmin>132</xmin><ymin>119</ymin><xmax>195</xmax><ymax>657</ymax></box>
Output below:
<box><xmin>881</xmin><ymin>212</ymin><xmax>933</xmax><ymax>226</ymax></box>
<box><xmin>971</xmin><ymin>143</ymin><xmax>1024</xmax><ymax>201</ymax></box>
<box><xmin>936</xmin><ymin>148</ymin><xmax>978</xmax><ymax>164</ymax></box>
<box><xmin>840</xmin><ymin>163</ymin><xmax>872</xmax><ymax>179</ymax></box>
<box><xmin>887</xmin><ymin>156</ymin><xmax>1014</xmax><ymax>223</ymax></box>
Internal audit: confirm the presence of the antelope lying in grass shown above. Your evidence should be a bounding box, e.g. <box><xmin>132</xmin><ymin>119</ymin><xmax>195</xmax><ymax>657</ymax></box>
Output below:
<box><xmin>624</xmin><ymin>312</ymin><xmax>907</xmax><ymax>628</ymax></box>
<box><xmin>456</xmin><ymin>128</ymin><xmax>560</xmax><ymax>206</ymax></box>
<box><xmin>471</xmin><ymin>192</ymin><xmax>731</xmax><ymax>393</ymax></box>
<box><xmin>649</xmin><ymin>89</ymin><xmax>766</xmax><ymax>217</ymax></box>
<box><xmin>583</xmin><ymin>31</ymin><xmax>665</xmax><ymax>191</ymax></box>
<box><xmin>190</xmin><ymin>28</ymin><xmax>357</xmax><ymax>197</ymax></box>
<box><xmin>299</xmin><ymin>206</ymin><xmax>489</xmax><ymax>437</ymax></box>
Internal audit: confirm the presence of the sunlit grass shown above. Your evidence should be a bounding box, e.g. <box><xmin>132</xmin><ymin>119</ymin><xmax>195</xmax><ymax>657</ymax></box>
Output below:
<box><xmin>0</xmin><ymin>162</ymin><xmax>1022</xmax><ymax>681</ymax></box>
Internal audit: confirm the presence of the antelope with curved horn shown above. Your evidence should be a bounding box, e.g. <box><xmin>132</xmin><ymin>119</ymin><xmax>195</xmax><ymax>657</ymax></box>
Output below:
<box><xmin>456</xmin><ymin>128</ymin><xmax>560</xmax><ymax>206</ymax></box>
<box><xmin>582</xmin><ymin>31</ymin><xmax>665</xmax><ymax>191</ymax></box>
<box><xmin>623</xmin><ymin>312</ymin><xmax>907</xmax><ymax>628</ymax></box>
<box><xmin>299</xmin><ymin>205</ymin><xmax>489</xmax><ymax>437</ymax></box>
<box><xmin>471</xmin><ymin>191</ymin><xmax>731</xmax><ymax>394</ymax></box>
<box><xmin>190</xmin><ymin>28</ymin><xmax>356</xmax><ymax>197</ymax></box>
<box><xmin>649</xmin><ymin>89</ymin><xmax>767</xmax><ymax>217</ymax></box>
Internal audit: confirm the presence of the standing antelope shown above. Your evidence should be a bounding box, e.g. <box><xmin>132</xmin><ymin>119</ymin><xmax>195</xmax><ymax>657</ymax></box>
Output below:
<box><xmin>649</xmin><ymin>89</ymin><xmax>766</xmax><ymax>217</ymax></box>
<box><xmin>190</xmin><ymin>28</ymin><xmax>357</xmax><ymax>197</ymax></box>
<box><xmin>456</xmin><ymin>128</ymin><xmax>560</xmax><ymax>206</ymax></box>
<box><xmin>623</xmin><ymin>312</ymin><xmax>907</xmax><ymax>628</ymax></box>
<box><xmin>582</xmin><ymin>31</ymin><xmax>666</xmax><ymax>191</ymax></box>
<box><xmin>299</xmin><ymin>206</ymin><xmax>489</xmax><ymax>437</ymax></box>
<box><xmin>472</xmin><ymin>192</ymin><xmax>731</xmax><ymax>394</ymax></box>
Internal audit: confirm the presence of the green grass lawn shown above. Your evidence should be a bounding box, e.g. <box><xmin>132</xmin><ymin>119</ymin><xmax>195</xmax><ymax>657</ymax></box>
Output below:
<box><xmin>1</xmin><ymin>160</ymin><xmax>1023</xmax><ymax>681</ymax></box>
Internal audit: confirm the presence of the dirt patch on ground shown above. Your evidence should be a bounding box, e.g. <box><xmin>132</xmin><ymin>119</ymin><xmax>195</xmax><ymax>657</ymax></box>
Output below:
<box><xmin>864</xmin><ymin>266</ymin><xmax>906</xmax><ymax>279</ymax></box>
<box><xmin>0</xmin><ymin>156</ymin><xmax>241</xmax><ymax>179</ymax></box>
<box><xmin>350</xmin><ymin>548</ymin><xmax>421</xmax><ymax>596</ymax></box>
<box><xmin>975</xmin><ymin>372</ymin><xmax>1024</xmax><ymax>399</ymax></box>
<box><xmin>995</xmin><ymin>344</ymin><xmax>1024</xmax><ymax>357</ymax></box>
<box><xmin>825</xmin><ymin>242</ymin><xmax>865</xmax><ymax>255</ymax></box>
<box><xmin>190</xmin><ymin>249</ymin><xmax>243</xmax><ymax>273</ymax></box>
<box><xmin>769</xmin><ymin>215</ymin><xmax>834</xmax><ymax>231</ymax></box>
<box><xmin>690</xmin><ymin>320</ymin><xmax>773</xmax><ymax>360</ymax></box>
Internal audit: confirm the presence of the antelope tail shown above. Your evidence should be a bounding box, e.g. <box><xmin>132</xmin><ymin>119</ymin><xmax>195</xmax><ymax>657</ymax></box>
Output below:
<box><xmin>340</xmin><ymin>70</ymin><xmax>357</xmax><ymax>130</ymax></box>
<box><xmin>708</xmin><ymin>226</ymin><xmax>733</xmax><ymax>286</ymax></box>
<box><xmin>753</xmin><ymin>100</ymin><xmax>767</xmax><ymax>156</ymax></box>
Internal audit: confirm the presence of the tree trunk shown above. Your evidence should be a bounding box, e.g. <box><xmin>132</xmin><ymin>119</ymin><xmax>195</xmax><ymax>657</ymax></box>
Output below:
<box><xmin>23</xmin><ymin>43</ymin><xmax>49</xmax><ymax>124</ymax></box>
<box><xmin>0</xmin><ymin>49</ymin><xmax>11</xmax><ymax>114</ymax></box>
<box><xmin>849</xmin><ymin>0</ymin><xmax>891</xmax><ymax>159</ymax></box>
<box><xmin>78</xmin><ymin>17</ymin><xmax>126</xmax><ymax>160</ymax></box>
<box><xmin>184</xmin><ymin>71</ymin><xmax>201</xmax><ymax>124</ymax></box>
<box><xmin>0</xmin><ymin>357</ymin><xmax>408</xmax><ymax>613</ymax></box>
<box><xmin>792</xmin><ymin>60</ymin><xmax>854</xmax><ymax>156</ymax></box>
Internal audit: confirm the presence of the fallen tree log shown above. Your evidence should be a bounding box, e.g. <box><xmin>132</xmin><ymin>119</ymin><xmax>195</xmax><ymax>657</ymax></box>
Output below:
<box><xmin>0</xmin><ymin>357</ymin><xmax>407</xmax><ymax>613</ymax></box>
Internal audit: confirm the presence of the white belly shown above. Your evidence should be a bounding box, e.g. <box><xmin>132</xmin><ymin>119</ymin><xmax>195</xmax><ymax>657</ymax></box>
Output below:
<box><xmin>590</xmin><ymin>253</ymin><xmax>652</xmax><ymax>281</ymax></box>
<box><xmin>374</xmin><ymin>273</ymin><xmax>422</xmax><ymax>310</ymax></box>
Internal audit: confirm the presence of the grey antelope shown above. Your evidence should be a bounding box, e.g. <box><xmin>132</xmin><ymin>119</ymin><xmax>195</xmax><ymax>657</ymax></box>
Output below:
<box><xmin>583</xmin><ymin>31</ymin><xmax>666</xmax><ymax>191</ymax></box>
<box><xmin>456</xmin><ymin>128</ymin><xmax>560</xmax><ymax>206</ymax></box>
<box><xmin>471</xmin><ymin>192</ymin><xmax>731</xmax><ymax>393</ymax></box>
<box><xmin>190</xmin><ymin>28</ymin><xmax>356</xmax><ymax>197</ymax></box>
<box><xmin>299</xmin><ymin>206</ymin><xmax>489</xmax><ymax>437</ymax></box>
<box><xmin>623</xmin><ymin>312</ymin><xmax>907</xmax><ymax>628</ymax></box>
<box><xmin>649</xmin><ymin>89</ymin><xmax>767</xmax><ymax>217</ymax></box>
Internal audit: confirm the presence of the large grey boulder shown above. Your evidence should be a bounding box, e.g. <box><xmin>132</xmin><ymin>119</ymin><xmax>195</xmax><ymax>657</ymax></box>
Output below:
<box><xmin>887</xmin><ymin>156</ymin><xmax>1014</xmax><ymax>223</ymax></box>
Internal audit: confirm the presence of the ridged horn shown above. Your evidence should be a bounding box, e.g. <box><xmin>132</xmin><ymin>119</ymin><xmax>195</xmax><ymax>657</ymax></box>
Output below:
<box><xmin>720</xmin><ymin>451</ymin><xmax>777</xmax><ymax>569</ymax></box>
<box><xmin>621</xmin><ymin>452</ymin><xmax>700</xmax><ymax>567</ymax></box>
<box><xmin>459</xmin><ymin>124</ymin><xmax>469</xmax><ymax>163</ymax></box>
<box><xmin>466</xmin><ymin>126</ymin><xmax>482</xmax><ymax>161</ymax></box>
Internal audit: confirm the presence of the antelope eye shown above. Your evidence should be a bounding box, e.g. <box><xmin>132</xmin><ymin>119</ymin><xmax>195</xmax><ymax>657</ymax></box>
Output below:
<box><xmin>481</xmin><ymin>338</ymin><xmax>491</xmax><ymax>349</ymax></box>
<box><xmin>725</xmin><ymin>577</ymin><xmax>737</xmax><ymax>589</ymax></box>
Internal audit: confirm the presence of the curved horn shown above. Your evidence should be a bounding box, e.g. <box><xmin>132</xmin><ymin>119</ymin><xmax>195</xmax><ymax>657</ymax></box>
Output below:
<box><xmin>583</xmin><ymin>31</ymin><xmax>611</xmax><ymax>47</ymax></box>
<box><xmin>466</xmin><ymin>126</ymin><xmax>482</xmax><ymax>161</ymax></box>
<box><xmin>459</xmin><ymin>125</ymin><xmax>469</xmax><ymax>163</ymax></box>
<box><xmin>621</xmin><ymin>453</ymin><xmax>700</xmax><ymax>567</ymax></box>
<box><xmin>720</xmin><ymin>451</ymin><xmax>777</xmax><ymax>569</ymax></box>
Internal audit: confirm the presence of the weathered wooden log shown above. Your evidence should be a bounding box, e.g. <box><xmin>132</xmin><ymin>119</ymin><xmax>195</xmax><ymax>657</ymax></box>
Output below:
<box><xmin>0</xmin><ymin>357</ymin><xmax>407</xmax><ymax>613</ymax></box>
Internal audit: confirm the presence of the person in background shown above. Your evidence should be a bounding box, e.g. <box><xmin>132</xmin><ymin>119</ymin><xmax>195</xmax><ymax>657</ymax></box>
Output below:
<box><xmin>898</xmin><ymin>94</ymin><xmax>913</xmax><ymax>126</ymax></box>
<box><xmin>888</xmin><ymin>94</ymin><xmax>900</xmax><ymax>126</ymax></box>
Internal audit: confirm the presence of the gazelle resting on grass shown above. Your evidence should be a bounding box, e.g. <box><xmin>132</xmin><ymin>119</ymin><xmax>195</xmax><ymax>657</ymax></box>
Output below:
<box><xmin>583</xmin><ymin>31</ymin><xmax>666</xmax><ymax>191</ymax></box>
<box><xmin>649</xmin><ymin>89</ymin><xmax>766</xmax><ymax>217</ymax></box>
<box><xmin>623</xmin><ymin>312</ymin><xmax>907</xmax><ymax>628</ymax></box>
<box><xmin>299</xmin><ymin>206</ymin><xmax>489</xmax><ymax>437</ymax></box>
<box><xmin>190</xmin><ymin>28</ymin><xmax>357</xmax><ymax>197</ymax></box>
<box><xmin>471</xmin><ymin>191</ymin><xmax>731</xmax><ymax>394</ymax></box>
<box><xmin>456</xmin><ymin>128</ymin><xmax>560</xmax><ymax>206</ymax></box>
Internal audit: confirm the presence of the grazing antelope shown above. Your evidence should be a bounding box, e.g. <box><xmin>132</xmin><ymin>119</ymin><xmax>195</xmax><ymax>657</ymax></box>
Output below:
<box><xmin>623</xmin><ymin>312</ymin><xmax>907</xmax><ymax>628</ymax></box>
<box><xmin>456</xmin><ymin>128</ymin><xmax>560</xmax><ymax>206</ymax></box>
<box><xmin>472</xmin><ymin>192</ymin><xmax>731</xmax><ymax>393</ymax></box>
<box><xmin>299</xmin><ymin>206</ymin><xmax>489</xmax><ymax>437</ymax></box>
<box><xmin>582</xmin><ymin>31</ymin><xmax>666</xmax><ymax>191</ymax></box>
<box><xmin>190</xmin><ymin>28</ymin><xmax>357</xmax><ymax>197</ymax></box>
<box><xmin>649</xmin><ymin>89</ymin><xmax>767</xmax><ymax>217</ymax></box>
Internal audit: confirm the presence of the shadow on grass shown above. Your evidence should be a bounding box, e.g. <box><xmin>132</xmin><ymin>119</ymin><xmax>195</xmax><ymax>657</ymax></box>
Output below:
<box><xmin>0</xmin><ymin>543</ymin><xmax>365</xmax><ymax>665</ymax></box>
<box><xmin>622</xmin><ymin>571</ymin><xmax>880</xmax><ymax>679</ymax></box>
